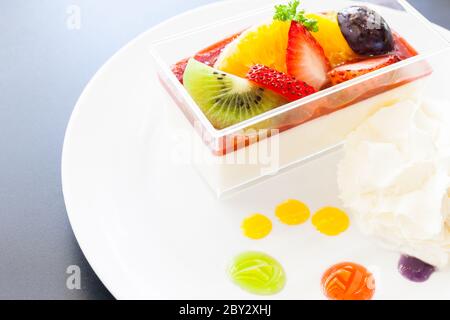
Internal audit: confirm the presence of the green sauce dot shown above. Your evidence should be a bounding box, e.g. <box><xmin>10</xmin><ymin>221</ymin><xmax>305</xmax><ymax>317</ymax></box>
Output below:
<box><xmin>228</xmin><ymin>251</ymin><xmax>286</xmax><ymax>295</ymax></box>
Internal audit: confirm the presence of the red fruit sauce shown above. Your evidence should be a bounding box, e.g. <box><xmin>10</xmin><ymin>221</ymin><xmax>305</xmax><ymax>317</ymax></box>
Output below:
<box><xmin>171</xmin><ymin>32</ymin><xmax>241</xmax><ymax>83</ymax></box>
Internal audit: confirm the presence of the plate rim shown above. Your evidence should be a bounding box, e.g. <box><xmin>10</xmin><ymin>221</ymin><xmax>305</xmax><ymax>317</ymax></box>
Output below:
<box><xmin>61</xmin><ymin>0</ymin><xmax>247</xmax><ymax>299</ymax></box>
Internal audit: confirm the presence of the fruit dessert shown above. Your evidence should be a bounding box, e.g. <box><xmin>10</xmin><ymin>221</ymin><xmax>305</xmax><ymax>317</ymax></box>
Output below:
<box><xmin>172</xmin><ymin>1</ymin><xmax>421</xmax><ymax>138</ymax></box>
<box><xmin>154</xmin><ymin>0</ymin><xmax>437</xmax><ymax>196</ymax></box>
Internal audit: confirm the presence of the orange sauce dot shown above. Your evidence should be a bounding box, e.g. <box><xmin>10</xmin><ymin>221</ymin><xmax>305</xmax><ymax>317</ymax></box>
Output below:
<box><xmin>312</xmin><ymin>207</ymin><xmax>350</xmax><ymax>236</ymax></box>
<box><xmin>322</xmin><ymin>262</ymin><xmax>375</xmax><ymax>300</ymax></box>
<box><xmin>275</xmin><ymin>199</ymin><xmax>310</xmax><ymax>225</ymax></box>
<box><xmin>241</xmin><ymin>214</ymin><xmax>272</xmax><ymax>240</ymax></box>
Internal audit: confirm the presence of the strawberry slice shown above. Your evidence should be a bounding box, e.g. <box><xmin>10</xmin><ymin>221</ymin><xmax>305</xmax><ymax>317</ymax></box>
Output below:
<box><xmin>328</xmin><ymin>55</ymin><xmax>401</xmax><ymax>85</ymax></box>
<box><xmin>286</xmin><ymin>21</ymin><xmax>331</xmax><ymax>90</ymax></box>
<box><xmin>247</xmin><ymin>65</ymin><xmax>316</xmax><ymax>101</ymax></box>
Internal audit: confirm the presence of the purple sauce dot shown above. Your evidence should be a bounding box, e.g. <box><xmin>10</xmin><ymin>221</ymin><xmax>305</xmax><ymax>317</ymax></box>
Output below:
<box><xmin>398</xmin><ymin>255</ymin><xmax>436</xmax><ymax>283</ymax></box>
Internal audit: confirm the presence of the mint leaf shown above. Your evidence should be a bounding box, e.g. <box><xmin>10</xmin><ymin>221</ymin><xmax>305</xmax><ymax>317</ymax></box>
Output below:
<box><xmin>273</xmin><ymin>0</ymin><xmax>319</xmax><ymax>32</ymax></box>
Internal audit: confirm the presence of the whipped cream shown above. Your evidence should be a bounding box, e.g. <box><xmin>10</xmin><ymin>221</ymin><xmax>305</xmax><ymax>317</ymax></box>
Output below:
<box><xmin>338</xmin><ymin>99</ymin><xmax>450</xmax><ymax>268</ymax></box>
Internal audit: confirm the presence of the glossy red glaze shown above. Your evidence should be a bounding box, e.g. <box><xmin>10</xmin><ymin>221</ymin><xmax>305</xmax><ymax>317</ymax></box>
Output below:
<box><xmin>171</xmin><ymin>32</ymin><xmax>241</xmax><ymax>83</ymax></box>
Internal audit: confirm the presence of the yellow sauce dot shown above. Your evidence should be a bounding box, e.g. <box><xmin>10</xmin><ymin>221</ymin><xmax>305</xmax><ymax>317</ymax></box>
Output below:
<box><xmin>275</xmin><ymin>199</ymin><xmax>310</xmax><ymax>225</ymax></box>
<box><xmin>312</xmin><ymin>207</ymin><xmax>350</xmax><ymax>236</ymax></box>
<box><xmin>241</xmin><ymin>214</ymin><xmax>272</xmax><ymax>240</ymax></box>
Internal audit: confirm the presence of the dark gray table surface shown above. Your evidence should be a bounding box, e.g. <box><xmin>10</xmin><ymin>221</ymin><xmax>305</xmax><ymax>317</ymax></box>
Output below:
<box><xmin>1</xmin><ymin>0</ymin><xmax>449</xmax><ymax>300</ymax></box>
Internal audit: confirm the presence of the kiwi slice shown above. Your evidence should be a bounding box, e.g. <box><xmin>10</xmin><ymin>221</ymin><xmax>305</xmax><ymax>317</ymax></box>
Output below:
<box><xmin>183</xmin><ymin>59</ymin><xmax>286</xmax><ymax>130</ymax></box>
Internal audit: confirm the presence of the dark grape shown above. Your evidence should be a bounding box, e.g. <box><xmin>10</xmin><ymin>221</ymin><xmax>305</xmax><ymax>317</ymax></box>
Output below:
<box><xmin>338</xmin><ymin>6</ymin><xmax>394</xmax><ymax>56</ymax></box>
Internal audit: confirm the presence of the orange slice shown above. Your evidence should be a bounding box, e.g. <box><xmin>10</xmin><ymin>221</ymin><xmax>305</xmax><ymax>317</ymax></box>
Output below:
<box><xmin>214</xmin><ymin>20</ymin><xmax>290</xmax><ymax>77</ymax></box>
<box><xmin>307</xmin><ymin>12</ymin><xmax>359</xmax><ymax>67</ymax></box>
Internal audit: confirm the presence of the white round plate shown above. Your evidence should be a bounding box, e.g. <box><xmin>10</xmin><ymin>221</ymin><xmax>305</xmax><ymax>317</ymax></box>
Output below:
<box><xmin>62</xmin><ymin>0</ymin><xmax>450</xmax><ymax>299</ymax></box>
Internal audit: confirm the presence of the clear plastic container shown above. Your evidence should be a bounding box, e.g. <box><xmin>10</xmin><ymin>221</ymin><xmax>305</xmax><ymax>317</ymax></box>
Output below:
<box><xmin>150</xmin><ymin>0</ymin><xmax>450</xmax><ymax>197</ymax></box>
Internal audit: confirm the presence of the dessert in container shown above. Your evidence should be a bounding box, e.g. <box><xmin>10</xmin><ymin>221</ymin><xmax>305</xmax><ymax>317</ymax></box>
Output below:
<box><xmin>150</xmin><ymin>0</ymin><xmax>450</xmax><ymax>197</ymax></box>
